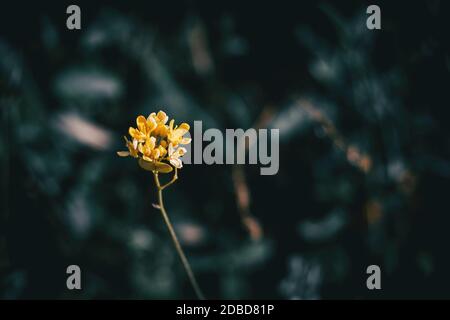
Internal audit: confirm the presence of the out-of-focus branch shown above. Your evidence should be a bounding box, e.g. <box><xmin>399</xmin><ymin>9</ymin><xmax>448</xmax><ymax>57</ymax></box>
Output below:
<box><xmin>232</xmin><ymin>165</ymin><xmax>262</xmax><ymax>241</ymax></box>
<box><xmin>231</xmin><ymin>105</ymin><xmax>276</xmax><ymax>241</ymax></box>
<box><xmin>300</xmin><ymin>99</ymin><xmax>372</xmax><ymax>174</ymax></box>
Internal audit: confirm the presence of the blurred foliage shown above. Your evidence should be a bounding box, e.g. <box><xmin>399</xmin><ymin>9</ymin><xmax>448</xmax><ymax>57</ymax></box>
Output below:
<box><xmin>0</xmin><ymin>1</ymin><xmax>449</xmax><ymax>299</ymax></box>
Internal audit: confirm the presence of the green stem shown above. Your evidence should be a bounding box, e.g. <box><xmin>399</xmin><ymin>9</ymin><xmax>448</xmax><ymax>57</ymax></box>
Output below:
<box><xmin>153</xmin><ymin>171</ymin><xmax>205</xmax><ymax>300</ymax></box>
<box><xmin>160</xmin><ymin>168</ymin><xmax>178</xmax><ymax>190</ymax></box>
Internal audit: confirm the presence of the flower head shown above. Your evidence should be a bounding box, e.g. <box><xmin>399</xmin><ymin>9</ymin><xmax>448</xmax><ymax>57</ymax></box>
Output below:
<box><xmin>117</xmin><ymin>136</ymin><xmax>139</xmax><ymax>158</ymax></box>
<box><xmin>128</xmin><ymin>115</ymin><xmax>157</xmax><ymax>142</ymax></box>
<box><xmin>118</xmin><ymin>110</ymin><xmax>191</xmax><ymax>173</ymax></box>
<box><xmin>168</xmin><ymin>143</ymin><xmax>187</xmax><ymax>169</ymax></box>
<box><xmin>168</xmin><ymin>120</ymin><xmax>191</xmax><ymax>146</ymax></box>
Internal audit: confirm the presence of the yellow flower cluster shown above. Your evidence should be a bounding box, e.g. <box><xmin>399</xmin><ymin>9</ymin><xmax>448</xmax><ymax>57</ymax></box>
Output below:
<box><xmin>117</xmin><ymin>110</ymin><xmax>191</xmax><ymax>173</ymax></box>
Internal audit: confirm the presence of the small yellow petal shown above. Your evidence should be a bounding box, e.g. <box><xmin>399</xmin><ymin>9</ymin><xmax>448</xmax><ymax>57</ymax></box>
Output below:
<box><xmin>177</xmin><ymin>147</ymin><xmax>187</xmax><ymax>156</ymax></box>
<box><xmin>160</xmin><ymin>125</ymin><xmax>169</xmax><ymax>137</ymax></box>
<box><xmin>143</xmin><ymin>155</ymin><xmax>152</xmax><ymax>162</ymax></box>
<box><xmin>148</xmin><ymin>136</ymin><xmax>156</xmax><ymax>149</ymax></box>
<box><xmin>129</xmin><ymin>127</ymin><xmax>145</xmax><ymax>140</ymax></box>
<box><xmin>158</xmin><ymin>145</ymin><xmax>167</xmax><ymax>157</ymax></box>
<box><xmin>178</xmin><ymin>123</ymin><xmax>190</xmax><ymax>131</ymax></box>
<box><xmin>130</xmin><ymin>149</ymin><xmax>138</xmax><ymax>158</ymax></box>
<box><xmin>168</xmin><ymin>143</ymin><xmax>175</xmax><ymax>155</ymax></box>
<box><xmin>157</xmin><ymin>111</ymin><xmax>168</xmax><ymax>124</ymax></box>
<box><xmin>180</xmin><ymin>137</ymin><xmax>192</xmax><ymax>145</ymax></box>
<box><xmin>170</xmin><ymin>158</ymin><xmax>183</xmax><ymax>169</ymax></box>
<box><xmin>129</xmin><ymin>127</ymin><xmax>137</xmax><ymax>137</ymax></box>
<box><xmin>152</xmin><ymin>148</ymin><xmax>161</xmax><ymax>159</ymax></box>
<box><xmin>117</xmin><ymin>151</ymin><xmax>130</xmax><ymax>157</ymax></box>
<box><xmin>169</xmin><ymin>129</ymin><xmax>187</xmax><ymax>143</ymax></box>
<box><xmin>136</xmin><ymin>115</ymin><xmax>147</xmax><ymax>133</ymax></box>
<box><xmin>146</xmin><ymin>116</ymin><xmax>157</xmax><ymax>132</ymax></box>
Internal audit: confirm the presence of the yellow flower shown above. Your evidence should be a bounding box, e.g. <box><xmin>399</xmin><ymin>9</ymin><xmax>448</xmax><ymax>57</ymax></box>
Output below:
<box><xmin>118</xmin><ymin>110</ymin><xmax>191</xmax><ymax>173</ymax></box>
<box><xmin>117</xmin><ymin>136</ymin><xmax>139</xmax><ymax>158</ymax></box>
<box><xmin>168</xmin><ymin>120</ymin><xmax>191</xmax><ymax>146</ymax></box>
<box><xmin>149</xmin><ymin>111</ymin><xmax>170</xmax><ymax>137</ymax></box>
<box><xmin>157</xmin><ymin>145</ymin><xmax>168</xmax><ymax>158</ymax></box>
<box><xmin>168</xmin><ymin>143</ymin><xmax>187</xmax><ymax>169</ymax></box>
<box><xmin>138</xmin><ymin>136</ymin><xmax>157</xmax><ymax>161</ymax></box>
<box><xmin>129</xmin><ymin>115</ymin><xmax>157</xmax><ymax>142</ymax></box>
<box><xmin>155</xmin><ymin>110</ymin><xmax>169</xmax><ymax>124</ymax></box>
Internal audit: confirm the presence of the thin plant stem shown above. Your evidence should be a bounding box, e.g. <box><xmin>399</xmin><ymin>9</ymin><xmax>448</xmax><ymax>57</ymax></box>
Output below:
<box><xmin>153</xmin><ymin>171</ymin><xmax>205</xmax><ymax>300</ymax></box>
<box><xmin>160</xmin><ymin>168</ymin><xmax>178</xmax><ymax>190</ymax></box>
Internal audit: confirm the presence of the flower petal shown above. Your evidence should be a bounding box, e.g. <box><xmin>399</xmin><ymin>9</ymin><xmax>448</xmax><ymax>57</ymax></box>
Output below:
<box><xmin>148</xmin><ymin>136</ymin><xmax>156</xmax><ymax>149</ymax></box>
<box><xmin>168</xmin><ymin>143</ymin><xmax>175</xmax><ymax>156</ymax></box>
<box><xmin>177</xmin><ymin>147</ymin><xmax>187</xmax><ymax>156</ymax></box>
<box><xmin>138</xmin><ymin>143</ymin><xmax>145</xmax><ymax>154</ymax></box>
<box><xmin>129</xmin><ymin>127</ymin><xmax>145</xmax><ymax>141</ymax></box>
<box><xmin>178</xmin><ymin>123</ymin><xmax>190</xmax><ymax>131</ymax></box>
<box><xmin>157</xmin><ymin>111</ymin><xmax>169</xmax><ymax>124</ymax></box>
<box><xmin>146</xmin><ymin>116</ymin><xmax>157</xmax><ymax>132</ymax></box>
<box><xmin>170</xmin><ymin>158</ymin><xmax>183</xmax><ymax>169</ymax></box>
<box><xmin>158</xmin><ymin>145</ymin><xmax>167</xmax><ymax>157</ymax></box>
<box><xmin>129</xmin><ymin>127</ymin><xmax>138</xmax><ymax>138</ymax></box>
<box><xmin>180</xmin><ymin>137</ymin><xmax>192</xmax><ymax>145</ymax></box>
<box><xmin>117</xmin><ymin>151</ymin><xmax>130</xmax><ymax>157</ymax></box>
<box><xmin>136</xmin><ymin>115</ymin><xmax>147</xmax><ymax>133</ymax></box>
<box><xmin>151</xmin><ymin>148</ymin><xmax>161</xmax><ymax>159</ymax></box>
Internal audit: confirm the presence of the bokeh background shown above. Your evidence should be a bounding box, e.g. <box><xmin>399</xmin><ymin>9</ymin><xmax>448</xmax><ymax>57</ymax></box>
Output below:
<box><xmin>1</xmin><ymin>0</ymin><xmax>449</xmax><ymax>299</ymax></box>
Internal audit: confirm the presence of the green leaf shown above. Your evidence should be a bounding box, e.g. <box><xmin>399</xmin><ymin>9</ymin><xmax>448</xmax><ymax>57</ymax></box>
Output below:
<box><xmin>138</xmin><ymin>158</ymin><xmax>173</xmax><ymax>173</ymax></box>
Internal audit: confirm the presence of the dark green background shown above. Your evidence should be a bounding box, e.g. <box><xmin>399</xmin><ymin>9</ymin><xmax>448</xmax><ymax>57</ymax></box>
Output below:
<box><xmin>1</xmin><ymin>0</ymin><xmax>449</xmax><ymax>299</ymax></box>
